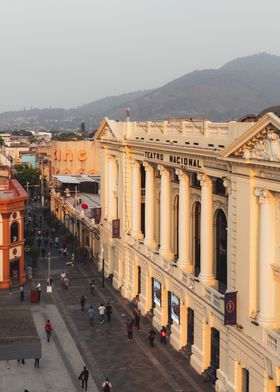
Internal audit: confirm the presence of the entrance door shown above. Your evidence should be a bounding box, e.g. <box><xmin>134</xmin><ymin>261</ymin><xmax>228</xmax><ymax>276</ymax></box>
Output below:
<box><xmin>10</xmin><ymin>259</ymin><xmax>20</xmax><ymax>284</ymax></box>
<box><xmin>187</xmin><ymin>308</ymin><xmax>194</xmax><ymax>346</ymax></box>
<box><xmin>242</xmin><ymin>368</ymin><xmax>249</xmax><ymax>392</ymax></box>
<box><xmin>210</xmin><ymin>328</ymin><xmax>220</xmax><ymax>370</ymax></box>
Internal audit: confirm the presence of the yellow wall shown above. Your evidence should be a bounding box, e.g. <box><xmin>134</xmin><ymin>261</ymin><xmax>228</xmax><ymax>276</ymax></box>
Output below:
<box><xmin>39</xmin><ymin>140</ymin><xmax>100</xmax><ymax>175</ymax></box>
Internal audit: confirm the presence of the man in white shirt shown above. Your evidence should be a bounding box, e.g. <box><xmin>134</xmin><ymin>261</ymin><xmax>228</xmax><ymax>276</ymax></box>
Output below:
<box><xmin>98</xmin><ymin>303</ymin><xmax>106</xmax><ymax>324</ymax></box>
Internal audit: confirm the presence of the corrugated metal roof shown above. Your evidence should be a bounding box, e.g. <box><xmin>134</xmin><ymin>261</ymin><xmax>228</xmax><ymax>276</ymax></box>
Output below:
<box><xmin>54</xmin><ymin>175</ymin><xmax>80</xmax><ymax>184</ymax></box>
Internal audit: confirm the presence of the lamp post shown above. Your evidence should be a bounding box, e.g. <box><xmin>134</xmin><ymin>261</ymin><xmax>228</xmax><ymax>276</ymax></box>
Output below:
<box><xmin>47</xmin><ymin>252</ymin><xmax>52</xmax><ymax>293</ymax></box>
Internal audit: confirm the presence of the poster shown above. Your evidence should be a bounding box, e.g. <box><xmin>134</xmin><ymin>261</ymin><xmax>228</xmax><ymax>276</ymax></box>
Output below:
<box><xmin>224</xmin><ymin>291</ymin><xmax>237</xmax><ymax>325</ymax></box>
<box><xmin>153</xmin><ymin>279</ymin><xmax>161</xmax><ymax>307</ymax></box>
<box><xmin>171</xmin><ymin>293</ymin><xmax>180</xmax><ymax>324</ymax></box>
<box><xmin>112</xmin><ymin>219</ymin><xmax>120</xmax><ymax>238</ymax></box>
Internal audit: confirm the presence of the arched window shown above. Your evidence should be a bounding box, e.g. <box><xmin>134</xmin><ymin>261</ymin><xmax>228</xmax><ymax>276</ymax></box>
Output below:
<box><xmin>10</xmin><ymin>222</ymin><xmax>19</xmax><ymax>243</ymax></box>
<box><xmin>216</xmin><ymin>209</ymin><xmax>227</xmax><ymax>293</ymax></box>
<box><xmin>194</xmin><ymin>202</ymin><xmax>201</xmax><ymax>277</ymax></box>
<box><xmin>173</xmin><ymin>195</ymin><xmax>179</xmax><ymax>260</ymax></box>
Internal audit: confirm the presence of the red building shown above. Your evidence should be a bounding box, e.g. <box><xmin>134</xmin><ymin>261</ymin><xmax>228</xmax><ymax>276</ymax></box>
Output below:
<box><xmin>0</xmin><ymin>173</ymin><xmax>27</xmax><ymax>289</ymax></box>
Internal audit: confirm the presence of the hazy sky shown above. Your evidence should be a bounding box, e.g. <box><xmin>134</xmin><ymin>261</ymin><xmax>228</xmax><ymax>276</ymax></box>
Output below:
<box><xmin>0</xmin><ymin>0</ymin><xmax>279</xmax><ymax>112</ymax></box>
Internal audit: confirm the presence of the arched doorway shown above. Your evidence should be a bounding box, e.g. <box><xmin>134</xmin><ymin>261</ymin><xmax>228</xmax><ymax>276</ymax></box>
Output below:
<box><xmin>10</xmin><ymin>222</ymin><xmax>19</xmax><ymax>243</ymax></box>
<box><xmin>216</xmin><ymin>209</ymin><xmax>227</xmax><ymax>293</ymax></box>
<box><xmin>194</xmin><ymin>202</ymin><xmax>201</xmax><ymax>277</ymax></box>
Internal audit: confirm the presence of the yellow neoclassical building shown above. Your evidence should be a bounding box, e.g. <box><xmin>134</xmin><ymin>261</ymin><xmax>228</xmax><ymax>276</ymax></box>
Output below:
<box><xmin>95</xmin><ymin>114</ymin><xmax>280</xmax><ymax>391</ymax></box>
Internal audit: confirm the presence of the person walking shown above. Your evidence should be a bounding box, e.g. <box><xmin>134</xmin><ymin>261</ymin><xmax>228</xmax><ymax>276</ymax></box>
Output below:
<box><xmin>102</xmin><ymin>377</ymin><xmax>112</xmax><ymax>391</ymax></box>
<box><xmin>20</xmin><ymin>285</ymin><xmax>24</xmax><ymax>302</ymax></box>
<box><xmin>44</xmin><ymin>319</ymin><xmax>53</xmax><ymax>343</ymax></box>
<box><xmin>37</xmin><ymin>282</ymin><xmax>41</xmax><ymax>301</ymax></box>
<box><xmin>90</xmin><ymin>279</ymin><xmax>95</xmax><ymax>295</ymax></box>
<box><xmin>63</xmin><ymin>247</ymin><xmax>67</xmax><ymax>258</ymax></box>
<box><xmin>64</xmin><ymin>276</ymin><xmax>69</xmax><ymax>289</ymax></box>
<box><xmin>98</xmin><ymin>303</ymin><xmax>106</xmax><ymax>324</ymax></box>
<box><xmin>88</xmin><ymin>306</ymin><xmax>95</xmax><ymax>326</ymax></box>
<box><xmin>17</xmin><ymin>358</ymin><xmax>25</xmax><ymax>365</ymax></box>
<box><xmin>55</xmin><ymin>236</ymin><xmax>59</xmax><ymax>248</ymax></box>
<box><xmin>105</xmin><ymin>302</ymin><xmax>112</xmax><ymax>322</ymax></box>
<box><xmin>133</xmin><ymin>308</ymin><xmax>141</xmax><ymax>330</ymax></box>
<box><xmin>80</xmin><ymin>295</ymin><xmax>86</xmax><ymax>311</ymax></box>
<box><xmin>148</xmin><ymin>328</ymin><xmax>156</xmax><ymax>347</ymax></box>
<box><xmin>160</xmin><ymin>326</ymin><xmax>167</xmax><ymax>344</ymax></box>
<box><xmin>34</xmin><ymin>358</ymin><xmax>40</xmax><ymax>368</ymax></box>
<box><xmin>127</xmin><ymin>319</ymin><xmax>134</xmax><ymax>341</ymax></box>
<box><xmin>78</xmin><ymin>366</ymin><xmax>89</xmax><ymax>391</ymax></box>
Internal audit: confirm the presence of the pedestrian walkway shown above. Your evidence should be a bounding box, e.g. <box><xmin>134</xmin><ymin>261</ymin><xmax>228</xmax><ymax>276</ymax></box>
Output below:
<box><xmin>0</xmin><ymin>296</ymin><xmax>99</xmax><ymax>392</ymax></box>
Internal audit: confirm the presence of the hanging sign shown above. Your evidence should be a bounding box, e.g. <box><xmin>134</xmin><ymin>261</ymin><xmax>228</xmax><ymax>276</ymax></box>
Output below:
<box><xmin>93</xmin><ymin>208</ymin><xmax>102</xmax><ymax>224</ymax></box>
<box><xmin>112</xmin><ymin>219</ymin><xmax>120</xmax><ymax>238</ymax></box>
<box><xmin>224</xmin><ymin>292</ymin><xmax>237</xmax><ymax>325</ymax></box>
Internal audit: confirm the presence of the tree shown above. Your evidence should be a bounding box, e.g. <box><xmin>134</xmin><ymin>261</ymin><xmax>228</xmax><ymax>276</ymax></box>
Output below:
<box><xmin>0</xmin><ymin>137</ymin><xmax>4</xmax><ymax>147</ymax></box>
<box><xmin>81</xmin><ymin>122</ymin><xmax>86</xmax><ymax>133</ymax></box>
<box><xmin>14</xmin><ymin>165</ymin><xmax>40</xmax><ymax>190</ymax></box>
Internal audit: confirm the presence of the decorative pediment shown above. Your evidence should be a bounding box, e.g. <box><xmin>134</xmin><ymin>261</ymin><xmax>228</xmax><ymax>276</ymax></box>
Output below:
<box><xmin>99</xmin><ymin>125</ymin><xmax>117</xmax><ymax>141</ymax></box>
<box><xmin>222</xmin><ymin>113</ymin><xmax>280</xmax><ymax>163</ymax></box>
<box><xmin>233</xmin><ymin>123</ymin><xmax>280</xmax><ymax>161</ymax></box>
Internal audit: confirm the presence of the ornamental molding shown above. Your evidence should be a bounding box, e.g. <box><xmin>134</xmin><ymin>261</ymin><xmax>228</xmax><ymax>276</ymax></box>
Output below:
<box><xmin>271</xmin><ymin>264</ymin><xmax>280</xmax><ymax>283</ymax></box>
<box><xmin>100</xmin><ymin>125</ymin><xmax>117</xmax><ymax>141</ymax></box>
<box><xmin>234</xmin><ymin>124</ymin><xmax>280</xmax><ymax>162</ymax></box>
<box><xmin>254</xmin><ymin>187</ymin><xmax>274</xmax><ymax>204</ymax></box>
<box><xmin>197</xmin><ymin>173</ymin><xmax>212</xmax><ymax>188</ymax></box>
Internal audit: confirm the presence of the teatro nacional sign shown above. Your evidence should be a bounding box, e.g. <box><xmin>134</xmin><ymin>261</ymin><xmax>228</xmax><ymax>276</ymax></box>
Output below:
<box><xmin>144</xmin><ymin>151</ymin><xmax>203</xmax><ymax>169</ymax></box>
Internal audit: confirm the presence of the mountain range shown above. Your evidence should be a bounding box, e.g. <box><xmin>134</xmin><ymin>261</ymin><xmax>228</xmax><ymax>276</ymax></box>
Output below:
<box><xmin>1</xmin><ymin>52</ymin><xmax>280</xmax><ymax>131</ymax></box>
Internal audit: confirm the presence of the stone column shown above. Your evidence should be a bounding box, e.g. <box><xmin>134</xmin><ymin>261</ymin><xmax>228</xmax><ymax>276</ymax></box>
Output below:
<box><xmin>131</xmin><ymin>160</ymin><xmax>142</xmax><ymax>239</ymax></box>
<box><xmin>158</xmin><ymin>165</ymin><xmax>173</xmax><ymax>260</ymax></box>
<box><xmin>107</xmin><ymin>156</ymin><xmax>118</xmax><ymax>221</ymax></box>
<box><xmin>176</xmin><ymin>169</ymin><xmax>191</xmax><ymax>272</ymax></box>
<box><xmin>255</xmin><ymin>188</ymin><xmax>276</xmax><ymax>324</ymax></box>
<box><xmin>223</xmin><ymin>178</ymin><xmax>232</xmax><ymax>291</ymax></box>
<box><xmin>197</xmin><ymin>174</ymin><xmax>214</xmax><ymax>283</ymax></box>
<box><xmin>143</xmin><ymin>162</ymin><xmax>156</xmax><ymax>248</ymax></box>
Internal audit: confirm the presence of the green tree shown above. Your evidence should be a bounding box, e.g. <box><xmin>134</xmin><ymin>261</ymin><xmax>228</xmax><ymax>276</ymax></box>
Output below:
<box><xmin>0</xmin><ymin>137</ymin><xmax>4</xmax><ymax>146</ymax></box>
<box><xmin>14</xmin><ymin>165</ymin><xmax>40</xmax><ymax>189</ymax></box>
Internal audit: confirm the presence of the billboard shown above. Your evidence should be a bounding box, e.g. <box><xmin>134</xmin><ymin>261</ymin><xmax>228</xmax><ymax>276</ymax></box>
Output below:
<box><xmin>153</xmin><ymin>279</ymin><xmax>161</xmax><ymax>307</ymax></box>
<box><xmin>170</xmin><ymin>293</ymin><xmax>180</xmax><ymax>324</ymax></box>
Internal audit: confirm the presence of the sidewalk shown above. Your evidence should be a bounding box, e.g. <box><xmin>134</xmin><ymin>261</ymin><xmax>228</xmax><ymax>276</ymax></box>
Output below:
<box><xmin>0</xmin><ymin>291</ymin><xmax>99</xmax><ymax>392</ymax></box>
<box><xmin>35</xmin><ymin>252</ymin><xmax>214</xmax><ymax>392</ymax></box>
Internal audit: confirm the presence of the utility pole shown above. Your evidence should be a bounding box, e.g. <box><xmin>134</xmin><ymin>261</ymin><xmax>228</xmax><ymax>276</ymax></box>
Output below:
<box><xmin>47</xmin><ymin>252</ymin><xmax>52</xmax><ymax>293</ymax></box>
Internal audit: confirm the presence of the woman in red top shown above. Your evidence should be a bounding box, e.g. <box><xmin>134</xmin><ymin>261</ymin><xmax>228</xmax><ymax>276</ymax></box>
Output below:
<box><xmin>160</xmin><ymin>326</ymin><xmax>167</xmax><ymax>345</ymax></box>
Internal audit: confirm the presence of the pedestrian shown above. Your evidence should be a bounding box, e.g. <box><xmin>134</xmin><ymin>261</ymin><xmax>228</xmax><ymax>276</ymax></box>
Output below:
<box><xmin>105</xmin><ymin>302</ymin><xmax>112</xmax><ymax>322</ymax></box>
<box><xmin>41</xmin><ymin>247</ymin><xmax>46</xmax><ymax>257</ymax></box>
<box><xmin>5</xmin><ymin>360</ymin><xmax>10</xmax><ymax>369</ymax></box>
<box><xmin>88</xmin><ymin>306</ymin><xmax>95</xmax><ymax>326</ymax></box>
<box><xmin>148</xmin><ymin>328</ymin><xmax>156</xmax><ymax>347</ymax></box>
<box><xmin>27</xmin><ymin>265</ymin><xmax>32</xmax><ymax>280</ymax></box>
<box><xmin>20</xmin><ymin>285</ymin><xmax>24</xmax><ymax>302</ymax></box>
<box><xmin>34</xmin><ymin>358</ymin><xmax>40</xmax><ymax>368</ymax></box>
<box><xmin>133</xmin><ymin>308</ymin><xmax>141</xmax><ymax>330</ymax></box>
<box><xmin>63</xmin><ymin>247</ymin><xmax>67</xmax><ymax>258</ymax></box>
<box><xmin>64</xmin><ymin>276</ymin><xmax>69</xmax><ymax>289</ymax></box>
<box><xmin>44</xmin><ymin>319</ymin><xmax>53</xmax><ymax>342</ymax></box>
<box><xmin>102</xmin><ymin>377</ymin><xmax>112</xmax><ymax>391</ymax></box>
<box><xmin>37</xmin><ymin>282</ymin><xmax>41</xmax><ymax>301</ymax></box>
<box><xmin>78</xmin><ymin>366</ymin><xmax>89</xmax><ymax>391</ymax></box>
<box><xmin>55</xmin><ymin>236</ymin><xmax>59</xmax><ymax>248</ymax></box>
<box><xmin>98</xmin><ymin>303</ymin><xmax>106</xmax><ymax>323</ymax></box>
<box><xmin>90</xmin><ymin>279</ymin><xmax>95</xmax><ymax>295</ymax></box>
<box><xmin>160</xmin><ymin>326</ymin><xmax>167</xmax><ymax>344</ymax></box>
<box><xmin>17</xmin><ymin>358</ymin><xmax>25</xmax><ymax>365</ymax></box>
<box><xmin>127</xmin><ymin>319</ymin><xmax>134</xmax><ymax>341</ymax></box>
<box><xmin>80</xmin><ymin>295</ymin><xmax>86</xmax><ymax>311</ymax></box>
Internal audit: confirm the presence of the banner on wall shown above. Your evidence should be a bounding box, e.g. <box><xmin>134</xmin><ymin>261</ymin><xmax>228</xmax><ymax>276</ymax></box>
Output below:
<box><xmin>93</xmin><ymin>208</ymin><xmax>102</xmax><ymax>224</ymax></box>
<box><xmin>153</xmin><ymin>279</ymin><xmax>161</xmax><ymax>307</ymax></box>
<box><xmin>171</xmin><ymin>293</ymin><xmax>180</xmax><ymax>324</ymax></box>
<box><xmin>112</xmin><ymin>219</ymin><xmax>120</xmax><ymax>238</ymax></box>
<box><xmin>224</xmin><ymin>291</ymin><xmax>237</xmax><ymax>325</ymax></box>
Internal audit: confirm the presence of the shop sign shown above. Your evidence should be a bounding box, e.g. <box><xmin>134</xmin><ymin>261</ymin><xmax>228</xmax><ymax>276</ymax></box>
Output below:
<box><xmin>144</xmin><ymin>151</ymin><xmax>202</xmax><ymax>169</ymax></box>
<box><xmin>170</xmin><ymin>293</ymin><xmax>180</xmax><ymax>324</ymax></box>
<box><xmin>224</xmin><ymin>291</ymin><xmax>237</xmax><ymax>325</ymax></box>
<box><xmin>112</xmin><ymin>219</ymin><xmax>120</xmax><ymax>238</ymax></box>
<box><xmin>153</xmin><ymin>279</ymin><xmax>161</xmax><ymax>307</ymax></box>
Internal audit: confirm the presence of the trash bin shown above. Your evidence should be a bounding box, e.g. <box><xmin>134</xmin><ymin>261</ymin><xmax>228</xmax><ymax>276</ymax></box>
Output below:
<box><xmin>30</xmin><ymin>289</ymin><xmax>40</xmax><ymax>303</ymax></box>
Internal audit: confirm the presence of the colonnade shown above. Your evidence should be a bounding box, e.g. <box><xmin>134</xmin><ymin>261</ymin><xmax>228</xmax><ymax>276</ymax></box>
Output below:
<box><xmin>130</xmin><ymin>160</ymin><xmax>223</xmax><ymax>282</ymax></box>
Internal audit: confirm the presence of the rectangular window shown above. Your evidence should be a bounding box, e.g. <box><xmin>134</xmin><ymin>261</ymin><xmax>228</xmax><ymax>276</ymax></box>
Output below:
<box><xmin>187</xmin><ymin>308</ymin><xmax>194</xmax><ymax>346</ymax></box>
<box><xmin>242</xmin><ymin>368</ymin><xmax>249</xmax><ymax>392</ymax></box>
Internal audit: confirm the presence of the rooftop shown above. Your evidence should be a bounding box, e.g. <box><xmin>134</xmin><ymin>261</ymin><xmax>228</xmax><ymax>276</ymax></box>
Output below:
<box><xmin>0</xmin><ymin>179</ymin><xmax>28</xmax><ymax>200</ymax></box>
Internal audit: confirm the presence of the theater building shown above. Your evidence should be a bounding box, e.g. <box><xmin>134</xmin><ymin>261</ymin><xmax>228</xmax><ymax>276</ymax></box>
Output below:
<box><xmin>0</xmin><ymin>170</ymin><xmax>27</xmax><ymax>288</ymax></box>
<box><xmin>95</xmin><ymin>114</ymin><xmax>280</xmax><ymax>391</ymax></box>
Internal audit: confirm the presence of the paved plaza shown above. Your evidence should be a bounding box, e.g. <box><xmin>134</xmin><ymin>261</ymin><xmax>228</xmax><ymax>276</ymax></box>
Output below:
<box><xmin>0</xmin><ymin>208</ymin><xmax>214</xmax><ymax>392</ymax></box>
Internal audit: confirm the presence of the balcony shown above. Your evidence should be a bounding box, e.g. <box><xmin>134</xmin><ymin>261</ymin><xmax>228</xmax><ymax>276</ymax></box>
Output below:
<box><xmin>265</xmin><ymin>329</ymin><xmax>280</xmax><ymax>357</ymax></box>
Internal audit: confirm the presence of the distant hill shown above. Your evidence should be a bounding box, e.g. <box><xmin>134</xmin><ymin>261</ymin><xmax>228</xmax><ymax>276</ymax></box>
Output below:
<box><xmin>1</xmin><ymin>52</ymin><xmax>280</xmax><ymax>130</ymax></box>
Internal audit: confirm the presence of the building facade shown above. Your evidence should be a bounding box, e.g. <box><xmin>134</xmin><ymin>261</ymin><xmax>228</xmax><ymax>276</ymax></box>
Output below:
<box><xmin>0</xmin><ymin>174</ymin><xmax>27</xmax><ymax>288</ymax></box>
<box><xmin>95</xmin><ymin>114</ymin><xmax>280</xmax><ymax>391</ymax></box>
